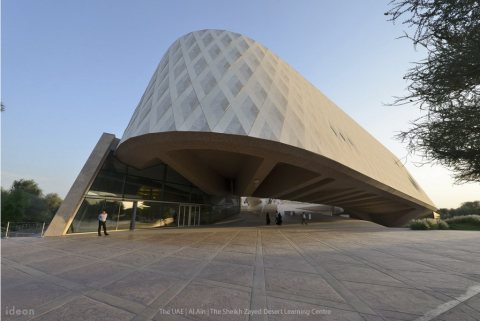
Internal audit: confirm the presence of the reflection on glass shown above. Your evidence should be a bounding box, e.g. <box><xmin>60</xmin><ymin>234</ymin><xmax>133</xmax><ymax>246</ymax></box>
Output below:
<box><xmin>67</xmin><ymin>152</ymin><xmax>241</xmax><ymax>233</ymax></box>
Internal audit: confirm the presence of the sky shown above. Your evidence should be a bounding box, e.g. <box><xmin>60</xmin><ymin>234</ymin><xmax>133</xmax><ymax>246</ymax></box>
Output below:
<box><xmin>2</xmin><ymin>0</ymin><xmax>479</xmax><ymax>209</ymax></box>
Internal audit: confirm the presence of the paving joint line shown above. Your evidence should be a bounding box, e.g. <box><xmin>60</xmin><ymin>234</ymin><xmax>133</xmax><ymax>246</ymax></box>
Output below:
<box><xmin>278</xmin><ymin>230</ymin><xmax>382</xmax><ymax>318</ymax></box>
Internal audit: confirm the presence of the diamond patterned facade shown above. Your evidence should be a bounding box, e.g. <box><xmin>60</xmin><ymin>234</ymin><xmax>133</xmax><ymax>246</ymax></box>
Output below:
<box><xmin>117</xmin><ymin>29</ymin><xmax>436</xmax><ymax>226</ymax></box>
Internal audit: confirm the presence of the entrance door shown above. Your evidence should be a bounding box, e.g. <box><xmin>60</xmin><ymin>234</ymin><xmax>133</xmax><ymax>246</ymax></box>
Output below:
<box><xmin>178</xmin><ymin>205</ymin><xmax>201</xmax><ymax>227</ymax></box>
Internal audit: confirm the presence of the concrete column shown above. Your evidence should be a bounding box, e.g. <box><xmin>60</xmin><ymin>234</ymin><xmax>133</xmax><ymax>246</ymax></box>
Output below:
<box><xmin>130</xmin><ymin>201</ymin><xmax>138</xmax><ymax>231</ymax></box>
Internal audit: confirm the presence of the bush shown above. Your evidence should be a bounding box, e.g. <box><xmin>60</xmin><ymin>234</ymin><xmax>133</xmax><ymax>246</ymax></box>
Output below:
<box><xmin>437</xmin><ymin>220</ymin><xmax>450</xmax><ymax>230</ymax></box>
<box><xmin>409</xmin><ymin>218</ymin><xmax>449</xmax><ymax>230</ymax></box>
<box><xmin>409</xmin><ymin>219</ymin><xmax>430</xmax><ymax>230</ymax></box>
<box><xmin>445</xmin><ymin>215</ymin><xmax>480</xmax><ymax>230</ymax></box>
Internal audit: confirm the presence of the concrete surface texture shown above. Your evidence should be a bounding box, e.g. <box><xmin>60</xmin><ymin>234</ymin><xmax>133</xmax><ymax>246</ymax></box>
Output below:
<box><xmin>44</xmin><ymin>134</ymin><xmax>118</xmax><ymax>237</ymax></box>
<box><xmin>2</xmin><ymin>217</ymin><xmax>480</xmax><ymax>321</ymax></box>
<box><xmin>115</xmin><ymin>29</ymin><xmax>436</xmax><ymax>226</ymax></box>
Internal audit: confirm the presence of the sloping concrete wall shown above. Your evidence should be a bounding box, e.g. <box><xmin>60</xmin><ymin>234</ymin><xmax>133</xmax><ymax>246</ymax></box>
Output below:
<box><xmin>44</xmin><ymin>133</ymin><xmax>118</xmax><ymax>236</ymax></box>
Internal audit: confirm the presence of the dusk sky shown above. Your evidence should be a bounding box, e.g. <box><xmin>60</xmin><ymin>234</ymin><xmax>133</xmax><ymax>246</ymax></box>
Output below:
<box><xmin>2</xmin><ymin>0</ymin><xmax>479</xmax><ymax>209</ymax></box>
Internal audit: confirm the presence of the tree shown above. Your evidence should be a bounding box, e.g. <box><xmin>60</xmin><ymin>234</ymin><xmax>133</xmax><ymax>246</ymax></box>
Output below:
<box><xmin>385</xmin><ymin>0</ymin><xmax>480</xmax><ymax>183</ymax></box>
<box><xmin>43</xmin><ymin>193</ymin><xmax>63</xmax><ymax>220</ymax></box>
<box><xmin>1</xmin><ymin>179</ymin><xmax>63</xmax><ymax>224</ymax></box>
<box><xmin>12</xmin><ymin>179</ymin><xmax>43</xmax><ymax>196</ymax></box>
<box><xmin>439</xmin><ymin>200</ymin><xmax>480</xmax><ymax>218</ymax></box>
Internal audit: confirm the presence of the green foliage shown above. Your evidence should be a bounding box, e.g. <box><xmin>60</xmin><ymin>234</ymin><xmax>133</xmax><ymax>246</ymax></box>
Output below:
<box><xmin>409</xmin><ymin>219</ymin><xmax>430</xmax><ymax>230</ymax></box>
<box><xmin>438</xmin><ymin>201</ymin><xmax>480</xmax><ymax>219</ymax></box>
<box><xmin>386</xmin><ymin>0</ymin><xmax>480</xmax><ymax>183</ymax></box>
<box><xmin>1</xmin><ymin>179</ymin><xmax>63</xmax><ymax>224</ymax></box>
<box><xmin>445</xmin><ymin>215</ymin><xmax>480</xmax><ymax>230</ymax></box>
<box><xmin>436</xmin><ymin>219</ymin><xmax>450</xmax><ymax>230</ymax></box>
<box><xmin>409</xmin><ymin>218</ymin><xmax>449</xmax><ymax>230</ymax></box>
<box><xmin>12</xmin><ymin>179</ymin><xmax>42</xmax><ymax>196</ymax></box>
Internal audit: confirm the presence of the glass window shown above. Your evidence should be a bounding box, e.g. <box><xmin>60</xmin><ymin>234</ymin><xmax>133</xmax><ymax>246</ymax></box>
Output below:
<box><xmin>124</xmin><ymin>175</ymin><xmax>152</xmax><ymax>200</ymax></box>
<box><xmin>69</xmin><ymin>198</ymin><xmax>121</xmax><ymax>233</ymax></box>
<box><xmin>163</xmin><ymin>183</ymin><xmax>191</xmax><ymax>203</ymax></box>
<box><xmin>135</xmin><ymin>201</ymin><xmax>177</xmax><ymax>228</ymax></box>
<box><xmin>166</xmin><ymin>167</ymin><xmax>192</xmax><ymax>186</ymax></box>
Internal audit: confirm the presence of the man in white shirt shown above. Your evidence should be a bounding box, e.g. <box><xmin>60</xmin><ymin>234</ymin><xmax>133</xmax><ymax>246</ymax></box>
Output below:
<box><xmin>301</xmin><ymin>212</ymin><xmax>308</xmax><ymax>225</ymax></box>
<box><xmin>98</xmin><ymin>210</ymin><xmax>109</xmax><ymax>236</ymax></box>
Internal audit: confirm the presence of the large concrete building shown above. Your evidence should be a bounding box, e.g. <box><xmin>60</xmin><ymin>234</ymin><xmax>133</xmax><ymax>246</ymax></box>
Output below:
<box><xmin>46</xmin><ymin>29</ymin><xmax>436</xmax><ymax>236</ymax></box>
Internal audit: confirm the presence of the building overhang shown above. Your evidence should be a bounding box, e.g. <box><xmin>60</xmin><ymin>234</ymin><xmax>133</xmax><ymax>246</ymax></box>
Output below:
<box><xmin>117</xmin><ymin>131</ymin><xmax>436</xmax><ymax>227</ymax></box>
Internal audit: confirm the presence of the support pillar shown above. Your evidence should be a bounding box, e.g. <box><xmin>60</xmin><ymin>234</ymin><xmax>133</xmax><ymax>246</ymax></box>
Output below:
<box><xmin>130</xmin><ymin>201</ymin><xmax>138</xmax><ymax>231</ymax></box>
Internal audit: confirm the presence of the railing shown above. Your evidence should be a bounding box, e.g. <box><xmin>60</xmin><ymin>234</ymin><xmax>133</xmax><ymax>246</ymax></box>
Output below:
<box><xmin>2</xmin><ymin>222</ymin><xmax>47</xmax><ymax>238</ymax></box>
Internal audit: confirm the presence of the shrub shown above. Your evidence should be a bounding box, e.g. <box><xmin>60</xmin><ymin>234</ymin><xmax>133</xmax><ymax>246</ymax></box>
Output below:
<box><xmin>437</xmin><ymin>220</ymin><xmax>450</xmax><ymax>230</ymax></box>
<box><xmin>409</xmin><ymin>218</ymin><xmax>449</xmax><ymax>230</ymax></box>
<box><xmin>425</xmin><ymin>218</ymin><xmax>439</xmax><ymax>229</ymax></box>
<box><xmin>409</xmin><ymin>219</ymin><xmax>430</xmax><ymax>230</ymax></box>
<box><xmin>445</xmin><ymin>215</ymin><xmax>480</xmax><ymax>230</ymax></box>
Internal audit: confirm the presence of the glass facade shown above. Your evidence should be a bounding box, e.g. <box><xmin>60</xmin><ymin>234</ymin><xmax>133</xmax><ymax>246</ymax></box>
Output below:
<box><xmin>68</xmin><ymin>153</ymin><xmax>240</xmax><ymax>233</ymax></box>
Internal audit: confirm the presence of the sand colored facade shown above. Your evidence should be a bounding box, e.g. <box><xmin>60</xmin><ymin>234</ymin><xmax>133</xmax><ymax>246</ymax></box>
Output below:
<box><xmin>115</xmin><ymin>29</ymin><xmax>436</xmax><ymax>226</ymax></box>
<box><xmin>46</xmin><ymin>30</ymin><xmax>436</xmax><ymax>235</ymax></box>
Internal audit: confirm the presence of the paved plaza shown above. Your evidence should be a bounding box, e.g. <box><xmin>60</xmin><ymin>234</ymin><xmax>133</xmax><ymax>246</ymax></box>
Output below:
<box><xmin>2</xmin><ymin>217</ymin><xmax>480</xmax><ymax>321</ymax></box>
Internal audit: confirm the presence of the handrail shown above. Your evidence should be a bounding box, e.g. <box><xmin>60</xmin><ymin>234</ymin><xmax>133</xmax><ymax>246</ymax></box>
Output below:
<box><xmin>2</xmin><ymin>222</ymin><xmax>47</xmax><ymax>238</ymax></box>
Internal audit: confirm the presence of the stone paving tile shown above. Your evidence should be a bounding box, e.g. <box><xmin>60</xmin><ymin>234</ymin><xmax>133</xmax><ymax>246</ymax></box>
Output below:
<box><xmin>263</xmin><ymin>254</ymin><xmax>317</xmax><ymax>273</ymax></box>
<box><xmin>433</xmin><ymin>303</ymin><xmax>480</xmax><ymax>321</ymax></box>
<box><xmin>30</xmin><ymin>296</ymin><xmax>134</xmax><ymax>321</ymax></box>
<box><xmin>175</xmin><ymin>247</ymin><xmax>218</xmax><ymax>260</ymax></box>
<box><xmin>374</xmin><ymin>309</ymin><xmax>421</xmax><ymax>321</ymax></box>
<box><xmin>107</xmin><ymin>250</ymin><xmax>165</xmax><ymax>267</ymax></box>
<box><xmin>357</xmin><ymin>253</ymin><xmax>438</xmax><ymax>272</ymax></box>
<box><xmin>343</xmin><ymin>281</ymin><xmax>444</xmax><ymax>316</ymax></box>
<box><xmin>1</xmin><ymin>266</ymin><xmax>34</xmax><ymax>288</ymax></box>
<box><xmin>189</xmin><ymin>241</ymin><xmax>224</xmax><ymax>251</ymax></box>
<box><xmin>103</xmin><ymin>269</ymin><xmax>179</xmax><ymax>305</ymax></box>
<box><xmin>465</xmin><ymin>293</ymin><xmax>480</xmax><ymax>312</ymax></box>
<box><xmin>426</xmin><ymin>259</ymin><xmax>480</xmax><ymax>277</ymax></box>
<box><xmin>393</xmin><ymin>269</ymin><xmax>478</xmax><ymax>293</ymax></box>
<box><xmin>264</xmin><ymin>268</ymin><xmax>345</xmax><ymax>303</ymax></box>
<box><xmin>213</xmin><ymin>250</ymin><xmax>255</xmax><ymax>266</ymax></box>
<box><xmin>56</xmin><ymin>261</ymin><xmax>130</xmax><ymax>287</ymax></box>
<box><xmin>158</xmin><ymin>281</ymin><xmax>251</xmax><ymax>321</ymax></box>
<box><xmin>308</xmin><ymin>251</ymin><xmax>366</xmax><ymax>267</ymax></box>
<box><xmin>196</xmin><ymin>261</ymin><xmax>254</xmax><ymax>287</ymax></box>
<box><xmin>26</xmin><ymin>254</ymin><xmax>94</xmax><ymax>275</ymax></box>
<box><xmin>3</xmin><ymin>247</ymin><xmax>65</xmax><ymax>265</ymax></box>
<box><xmin>266</xmin><ymin>296</ymin><xmax>364</xmax><ymax>321</ymax></box>
<box><xmin>2</xmin><ymin>221</ymin><xmax>480</xmax><ymax>321</ymax></box>
<box><xmin>262</xmin><ymin>245</ymin><xmax>298</xmax><ymax>256</ymax></box>
<box><xmin>1</xmin><ymin>243</ymin><xmax>43</xmax><ymax>257</ymax></box>
<box><xmin>76</xmin><ymin>245</ymin><xmax>134</xmax><ymax>259</ymax></box>
<box><xmin>146</xmin><ymin>256</ymin><xmax>204</xmax><ymax>279</ymax></box>
<box><xmin>323</xmin><ymin>264</ymin><xmax>406</xmax><ymax>287</ymax></box>
<box><xmin>2</xmin><ymin>280</ymin><xmax>70</xmax><ymax>311</ymax></box>
<box><xmin>223</xmin><ymin>243</ymin><xmax>256</xmax><ymax>254</ymax></box>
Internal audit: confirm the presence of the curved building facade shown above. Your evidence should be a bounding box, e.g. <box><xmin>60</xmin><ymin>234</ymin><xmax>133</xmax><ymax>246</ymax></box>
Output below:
<box><xmin>117</xmin><ymin>29</ymin><xmax>436</xmax><ymax>226</ymax></box>
<box><xmin>46</xmin><ymin>30</ymin><xmax>435</xmax><ymax>236</ymax></box>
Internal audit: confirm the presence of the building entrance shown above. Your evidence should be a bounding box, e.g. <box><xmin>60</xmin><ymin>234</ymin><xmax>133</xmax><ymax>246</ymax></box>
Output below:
<box><xmin>178</xmin><ymin>205</ymin><xmax>201</xmax><ymax>227</ymax></box>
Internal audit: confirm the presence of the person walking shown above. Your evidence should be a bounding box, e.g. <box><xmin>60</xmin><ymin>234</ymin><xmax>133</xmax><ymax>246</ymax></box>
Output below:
<box><xmin>301</xmin><ymin>212</ymin><xmax>308</xmax><ymax>225</ymax></box>
<box><xmin>98</xmin><ymin>210</ymin><xmax>109</xmax><ymax>236</ymax></box>
<box><xmin>276</xmin><ymin>212</ymin><xmax>283</xmax><ymax>226</ymax></box>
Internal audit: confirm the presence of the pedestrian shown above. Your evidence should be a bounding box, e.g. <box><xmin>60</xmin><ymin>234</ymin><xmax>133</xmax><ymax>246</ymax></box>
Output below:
<box><xmin>98</xmin><ymin>210</ymin><xmax>109</xmax><ymax>236</ymax></box>
<box><xmin>266</xmin><ymin>212</ymin><xmax>271</xmax><ymax>225</ymax></box>
<box><xmin>301</xmin><ymin>212</ymin><xmax>308</xmax><ymax>225</ymax></box>
<box><xmin>276</xmin><ymin>212</ymin><xmax>283</xmax><ymax>225</ymax></box>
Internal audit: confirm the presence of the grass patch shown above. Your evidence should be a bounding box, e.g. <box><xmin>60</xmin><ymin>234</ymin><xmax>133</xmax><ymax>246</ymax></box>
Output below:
<box><xmin>445</xmin><ymin>215</ymin><xmax>480</xmax><ymax>230</ymax></box>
